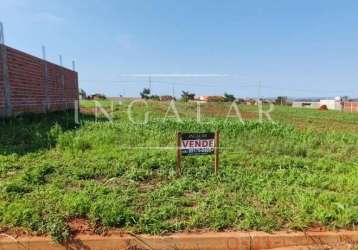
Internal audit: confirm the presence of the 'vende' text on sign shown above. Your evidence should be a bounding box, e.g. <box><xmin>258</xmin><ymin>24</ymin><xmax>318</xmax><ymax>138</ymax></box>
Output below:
<box><xmin>181</xmin><ymin>132</ymin><xmax>215</xmax><ymax>156</ymax></box>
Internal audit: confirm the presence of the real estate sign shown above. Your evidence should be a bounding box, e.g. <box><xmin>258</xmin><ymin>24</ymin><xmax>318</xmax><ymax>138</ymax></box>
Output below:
<box><xmin>180</xmin><ymin>132</ymin><xmax>215</xmax><ymax>156</ymax></box>
<box><xmin>176</xmin><ymin>131</ymin><xmax>220</xmax><ymax>176</ymax></box>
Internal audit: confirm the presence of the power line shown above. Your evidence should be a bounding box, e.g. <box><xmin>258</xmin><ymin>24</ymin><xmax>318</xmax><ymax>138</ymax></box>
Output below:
<box><xmin>260</xmin><ymin>85</ymin><xmax>354</xmax><ymax>94</ymax></box>
<box><xmin>117</xmin><ymin>73</ymin><xmax>230</xmax><ymax>77</ymax></box>
<box><xmin>79</xmin><ymin>79</ymin><xmax>355</xmax><ymax>95</ymax></box>
<box><xmin>80</xmin><ymin>79</ymin><xmax>258</xmax><ymax>88</ymax></box>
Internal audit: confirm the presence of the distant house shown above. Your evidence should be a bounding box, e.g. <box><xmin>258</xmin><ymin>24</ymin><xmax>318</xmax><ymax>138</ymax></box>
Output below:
<box><xmin>245</xmin><ymin>99</ymin><xmax>257</xmax><ymax>105</ymax></box>
<box><xmin>198</xmin><ymin>96</ymin><xmax>209</xmax><ymax>102</ymax></box>
<box><xmin>207</xmin><ymin>96</ymin><xmax>225</xmax><ymax>102</ymax></box>
<box><xmin>236</xmin><ymin>98</ymin><xmax>245</xmax><ymax>104</ymax></box>
<box><xmin>198</xmin><ymin>96</ymin><xmax>225</xmax><ymax>102</ymax></box>
<box><xmin>292</xmin><ymin>96</ymin><xmax>345</xmax><ymax>111</ymax></box>
<box><xmin>343</xmin><ymin>101</ymin><xmax>358</xmax><ymax>112</ymax></box>
<box><xmin>275</xmin><ymin>96</ymin><xmax>288</xmax><ymax>105</ymax></box>
<box><xmin>160</xmin><ymin>95</ymin><xmax>175</xmax><ymax>101</ymax></box>
<box><xmin>292</xmin><ymin>101</ymin><xmax>320</xmax><ymax>109</ymax></box>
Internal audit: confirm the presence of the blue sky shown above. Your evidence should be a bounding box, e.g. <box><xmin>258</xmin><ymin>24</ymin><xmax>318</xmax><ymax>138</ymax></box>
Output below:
<box><xmin>2</xmin><ymin>0</ymin><xmax>358</xmax><ymax>98</ymax></box>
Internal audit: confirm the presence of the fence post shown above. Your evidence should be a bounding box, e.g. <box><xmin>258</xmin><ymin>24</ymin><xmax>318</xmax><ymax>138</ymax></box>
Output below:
<box><xmin>72</xmin><ymin>60</ymin><xmax>79</xmax><ymax>111</ymax></box>
<box><xmin>214</xmin><ymin>130</ymin><xmax>220</xmax><ymax>174</ymax></box>
<box><xmin>0</xmin><ymin>22</ymin><xmax>12</xmax><ymax>117</ymax></box>
<box><xmin>42</xmin><ymin>46</ymin><xmax>50</xmax><ymax>112</ymax></box>
<box><xmin>59</xmin><ymin>55</ymin><xmax>65</xmax><ymax>110</ymax></box>
<box><xmin>176</xmin><ymin>132</ymin><xmax>182</xmax><ymax>176</ymax></box>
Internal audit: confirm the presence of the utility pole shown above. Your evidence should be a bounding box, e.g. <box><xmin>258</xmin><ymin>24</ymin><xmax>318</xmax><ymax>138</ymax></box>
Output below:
<box><xmin>59</xmin><ymin>55</ymin><xmax>65</xmax><ymax>108</ymax></box>
<box><xmin>59</xmin><ymin>55</ymin><xmax>63</xmax><ymax>66</ymax></box>
<box><xmin>71</xmin><ymin>60</ymin><xmax>79</xmax><ymax>112</ymax></box>
<box><xmin>42</xmin><ymin>46</ymin><xmax>47</xmax><ymax>60</ymax></box>
<box><xmin>72</xmin><ymin>60</ymin><xmax>76</xmax><ymax>71</ymax></box>
<box><xmin>257</xmin><ymin>81</ymin><xmax>262</xmax><ymax>105</ymax></box>
<box><xmin>0</xmin><ymin>21</ymin><xmax>13</xmax><ymax>117</ymax></box>
<box><xmin>42</xmin><ymin>45</ymin><xmax>50</xmax><ymax>112</ymax></box>
<box><xmin>148</xmin><ymin>75</ymin><xmax>152</xmax><ymax>92</ymax></box>
<box><xmin>172</xmin><ymin>83</ymin><xmax>175</xmax><ymax>98</ymax></box>
<box><xmin>0</xmin><ymin>22</ymin><xmax>4</xmax><ymax>44</ymax></box>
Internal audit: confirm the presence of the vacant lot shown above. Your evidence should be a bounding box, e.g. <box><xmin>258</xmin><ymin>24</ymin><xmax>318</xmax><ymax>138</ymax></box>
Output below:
<box><xmin>1</xmin><ymin>100</ymin><xmax>358</xmax><ymax>242</ymax></box>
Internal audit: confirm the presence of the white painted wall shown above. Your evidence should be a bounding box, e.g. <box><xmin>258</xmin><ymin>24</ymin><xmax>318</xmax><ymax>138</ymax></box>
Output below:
<box><xmin>319</xmin><ymin>100</ymin><xmax>342</xmax><ymax>111</ymax></box>
<box><xmin>292</xmin><ymin>102</ymin><xmax>320</xmax><ymax>109</ymax></box>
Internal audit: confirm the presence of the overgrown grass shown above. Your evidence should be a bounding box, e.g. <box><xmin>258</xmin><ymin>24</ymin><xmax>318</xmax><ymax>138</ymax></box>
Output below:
<box><xmin>1</xmin><ymin>101</ymin><xmax>358</xmax><ymax>242</ymax></box>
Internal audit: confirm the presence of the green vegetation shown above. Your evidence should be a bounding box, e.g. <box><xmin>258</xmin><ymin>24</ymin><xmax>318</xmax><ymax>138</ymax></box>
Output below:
<box><xmin>1</xmin><ymin>101</ymin><xmax>358</xmax><ymax>242</ymax></box>
<box><xmin>139</xmin><ymin>88</ymin><xmax>160</xmax><ymax>100</ymax></box>
<box><xmin>181</xmin><ymin>91</ymin><xmax>196</xmax><ymax>102</ymax></box>
<box><xmin>224</xmin><ymin>93</ymin><xmax>236</xmax><ymax>102</ymax></box>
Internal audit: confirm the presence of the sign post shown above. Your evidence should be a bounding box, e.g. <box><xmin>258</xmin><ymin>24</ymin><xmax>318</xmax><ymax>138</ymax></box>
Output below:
<box><xmin>214</xmin><ymin>130</ymin><xmax>220</xmax><ymax>174</ymax></box>
<box><xmin>176</xmin><ymin>131</ymin><xmax>182</xmax><ymax>176</ymax></box>
<box><xmin>176</xmin><ymin>130</ymin><xmax>220</xmax><ymax>175</ymax></box>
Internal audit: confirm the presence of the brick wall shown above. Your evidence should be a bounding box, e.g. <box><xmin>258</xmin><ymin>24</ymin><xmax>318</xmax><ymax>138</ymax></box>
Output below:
<box><xmin>0</xmin><ymin>45</ymin><xmax>78</xmax><ymax>117</ymax></box>
<box><xmin>343</xmin><ymin>102</ymin><xmax>358</xmax><ymax>112</ymax></box>
<box><xmin>0</xmin><ymin>48</ymin><xmax>4</xmax><ymax>114</ymax></box>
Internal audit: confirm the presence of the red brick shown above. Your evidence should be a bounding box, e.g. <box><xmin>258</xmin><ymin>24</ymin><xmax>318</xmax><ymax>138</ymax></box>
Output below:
<box><xmin>0</xmin><ymin>45</ymin><xmax>78</xmax><ymax>116</ymax></box>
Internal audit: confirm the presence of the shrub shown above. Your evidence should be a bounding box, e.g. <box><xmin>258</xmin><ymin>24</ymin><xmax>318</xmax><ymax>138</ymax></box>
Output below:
<box><xmin>46</xmin><ymin>215</ymin><xmax>71</xmax><ymax>243</ymax></box>
<box><xmin>22</xmin><ymin>164</ymin><xmax>55</xmax><ymax>185</ymax></box>
<box><xmin>89</xmin><ymin>195</ymin><xmax>136</xmax><ymax>227</ymax></box>
<box><xmin>62</xmin><ymin>192</ymin><xmax>91</xmax><ymax>217</ymax></box>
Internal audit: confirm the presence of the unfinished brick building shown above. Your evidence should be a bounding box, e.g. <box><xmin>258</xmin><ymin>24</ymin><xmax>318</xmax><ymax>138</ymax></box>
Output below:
<box><xmin>0</xmin><ymin>40</ymin><xmax>78</xmax><ymax>117</ymax></box>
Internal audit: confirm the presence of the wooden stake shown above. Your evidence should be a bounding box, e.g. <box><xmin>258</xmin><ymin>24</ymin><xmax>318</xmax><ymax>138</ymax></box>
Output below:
<box><xmin>214</xmin><ymin>129</ymin><xmax>220</xmax><ymax>174</ymax></box>
<box><xmin>176</xmin><ymin>131</ymin><xmax>182</xmax><ymax>176</ymax></box>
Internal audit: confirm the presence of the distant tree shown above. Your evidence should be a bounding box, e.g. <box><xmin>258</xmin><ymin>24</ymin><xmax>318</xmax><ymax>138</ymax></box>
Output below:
<box><xmin>224</xmin><ymin>93</ymin><xmax>236</xmax><ymax>102</ymax></box>
<box><xmin>181</xmin><ymin>91</ymin><xmax>195</xmax><ymax>102</ymax></box>
<box><xmin>150</xmin><ymin>95</ymin><xmax>160</xmax><ymax>101</ymax></box>
<box><xmin>88</xmin><ymin>93</ymin><xmax>106</xmax><ymax>100</ymax></box>
<box><xmin>140</xmin><ymin>88</ymin><xmax>151</xmax><ymax>99</ymax></box>
<box><xmin>275</xmin><ymin>96</ymin><xmax>288</xmax><ymax>105</ymax></box>
<box><xmin>140</xmin><ymin>88</ymin><xmax>162</xmax><ymax>100</ymax></box>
